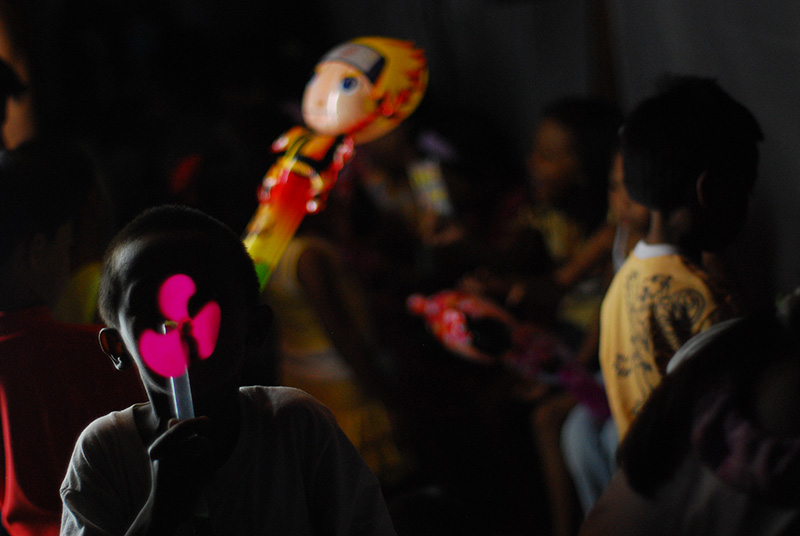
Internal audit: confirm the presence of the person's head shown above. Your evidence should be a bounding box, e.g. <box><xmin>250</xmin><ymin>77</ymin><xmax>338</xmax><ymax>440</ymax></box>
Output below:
<box><xmin>98</xmin><ymin>205</ymin><xmax>269</xmax><ymax>411</ymax></box>
<box><xmin>527</xmin><ymin>97</ymin><xmax>623</xmax><ymax>230</ymax></box>
<box><xmin>0</xmin><ymin>138</ymin><xmax>94</xmax><ymax>308</ymax></box>
<box><xmin>621</xmin><ymin>76</ymin><xmax>763</xmax><ymax>251</ymax></box>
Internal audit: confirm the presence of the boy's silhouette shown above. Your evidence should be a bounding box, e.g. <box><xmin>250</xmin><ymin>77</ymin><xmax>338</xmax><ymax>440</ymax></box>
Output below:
<box><xmin>61</xmin><ymin>205</ymin><xmax>396</xmax><ymax>535</ymax></box>
<box><xmin>598</xmin><ymin>75</ymin><xmax>763</xmax><ymax>439</ymax></box>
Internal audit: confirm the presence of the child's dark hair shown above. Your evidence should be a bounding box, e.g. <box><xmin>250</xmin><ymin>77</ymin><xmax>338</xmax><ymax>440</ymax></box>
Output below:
<box><xmin>0</xmin><ymin>138</ymin><xmax>95</xmax><ymax>262</ymax></box>
<box><xmin>541</xmin><ymin>97</ymin><xmax>623</xmax><ymax>231</ymax></box>
<box><xmin>98</xmin><ymin>205</ymin><xmax>260</xmax><ymax>326</ymax></box>
<box><xmin>621</xmin><ymin>75</ymin><xmax>763</xmax><ymax>212</ymax></box>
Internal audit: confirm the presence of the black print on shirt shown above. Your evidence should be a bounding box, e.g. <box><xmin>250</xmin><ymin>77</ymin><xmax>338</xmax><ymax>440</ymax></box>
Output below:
<box><xmin>618</xmin><ymin>271</ymin><xmax>707</xmax><ymax>416</ymax></box>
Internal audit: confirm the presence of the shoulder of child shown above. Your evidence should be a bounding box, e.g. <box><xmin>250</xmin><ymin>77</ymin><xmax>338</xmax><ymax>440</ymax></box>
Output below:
<box><xmin>236</xmin><ymin>386</ymin><xmax>386</xmax><ymax>496</ymax></box>
<box><xmin>61</xmin><ymin>404</ymin><xmax>151</xmax><ymax>532</ymax></box>
<box><xmin>239</xmin><ymin>385</ymin><xmax>339</xmax><ymax>431</ymax></box>
<box><xmin>67</xmin><ymin>404</ymin><xmax>149</xmax><ymax>470</ymax></box>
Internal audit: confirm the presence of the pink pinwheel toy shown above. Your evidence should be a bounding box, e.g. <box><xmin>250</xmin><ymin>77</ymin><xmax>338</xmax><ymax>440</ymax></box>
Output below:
<box><xmin>138</xmin><ymin>273</ymin><xmax>221</xmax><ymax>419</ymax></box>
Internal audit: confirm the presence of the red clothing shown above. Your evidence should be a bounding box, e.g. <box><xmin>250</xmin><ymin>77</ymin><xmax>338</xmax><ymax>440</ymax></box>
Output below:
<box><xmin>0</xmin><ymin>307</ymin><xmax>144</xmax><ymax>536</ymax></box>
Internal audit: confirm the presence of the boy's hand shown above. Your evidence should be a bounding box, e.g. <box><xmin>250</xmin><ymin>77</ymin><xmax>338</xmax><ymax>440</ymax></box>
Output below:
<box><xmin>146</xmin><ymin>417</ymin><xmax>214</xmax><ymax>529</ymax></box>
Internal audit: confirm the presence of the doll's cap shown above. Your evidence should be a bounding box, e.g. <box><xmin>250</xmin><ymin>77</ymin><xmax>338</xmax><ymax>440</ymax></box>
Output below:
<box><xmin>321</xmin><ymin>43</ymin><xmax>385</xmax><ymax>84</ymax></box>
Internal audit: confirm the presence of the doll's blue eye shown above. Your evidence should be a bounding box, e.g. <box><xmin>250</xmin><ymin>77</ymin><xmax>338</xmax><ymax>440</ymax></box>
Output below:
<box><xmin>340</xmin><ymin>77</ymin><xmax>358</xmax><ymax>93</ymax></box>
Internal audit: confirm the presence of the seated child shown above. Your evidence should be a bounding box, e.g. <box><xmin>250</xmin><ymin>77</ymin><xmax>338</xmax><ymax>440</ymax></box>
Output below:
<box><xmin>407</xmin><ymin>288</ymin><xmax>609</xmax><ymax>536</ymax></box>
<box><xmin>463</xmin><ymin>97</ymin><xmax>623</xmax><ymax>333</ymax></box>
<box><xmin>599</xmin><ymin>75</ymin><xmax>763</xmax><ymax>439</ymax></box>
<box><xmin>263</xmin><ymin>212</ymin><xmax>409</xmax><ymax>486</ymax></box>
<box><xmin>406</xmin><ymin>290</ymin><xmax>608</xmax><ymax>420</ymax></box>
<box><xmin>60</xmin><ymin>205</ymin><xmax>396</xmax><ymax>535</ymax></box>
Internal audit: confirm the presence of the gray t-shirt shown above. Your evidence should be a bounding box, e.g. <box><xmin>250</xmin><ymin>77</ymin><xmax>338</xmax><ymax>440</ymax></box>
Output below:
<box><xmin>61</xmin><ymin>386</ymin><xmax>396</xmax><ymax>535</ymax></box>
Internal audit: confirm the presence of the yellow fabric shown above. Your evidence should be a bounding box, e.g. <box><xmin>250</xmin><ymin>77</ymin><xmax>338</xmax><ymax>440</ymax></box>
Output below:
<box><xmin>599</xmin><ymin>252</ymin><xmax>738</xmax><ymax>438</ymax></box>
<box><xmin>264</xmin><ymin>238</ymin><xmax>336</xmax><ymax>355</ymax></box>
<box><xmin>557</xmin><ymin>279</ymin><xmax>605</xmax><ymax>332</ymax></box>
<box><xmin>515</xmin><ymin>205</ymin><xmax>605</xmax><ymax>332</ymax></box>
<box><xmin>263</xmin><ymin>236</ymin><xmax>407</xmax><ymax>481</ymax></box>
<box><xmin>281</xmin><ymin>372</ymin><xmax>406</xmax><ymax>483</ymax></box>
<box><xmin>515</xmin><ymin>205</ymin><xmax>584</xmax><ymax>266</ymax></box>
<box><xmin>52</xmin><ymin>262</ymin><xmax>101</xmax><ymax>324</ymax></box>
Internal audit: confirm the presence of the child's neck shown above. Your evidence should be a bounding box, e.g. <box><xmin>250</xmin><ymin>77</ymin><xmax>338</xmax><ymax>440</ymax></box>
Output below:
<box><xmin>645</xmin><ymin>208</ymin><xmax>702</xmax><ymax>261</ymax></box>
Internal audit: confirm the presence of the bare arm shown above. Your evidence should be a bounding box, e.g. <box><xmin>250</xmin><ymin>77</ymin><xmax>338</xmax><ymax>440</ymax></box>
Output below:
<box><xmin>554</xmin><ymin>224</ymin><xmax>616</xmax><ymax>290</ymax></box>
<box><xmin>296</xmin><ymin>244</ymin><xmax>383</xmax><ymax>396</ymax></box>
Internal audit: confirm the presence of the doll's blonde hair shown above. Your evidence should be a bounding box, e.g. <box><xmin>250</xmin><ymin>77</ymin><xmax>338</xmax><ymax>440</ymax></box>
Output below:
<box><xmin>333</xmin><ymin>36</ymin><xmax>428</xmax><ymax>143</ymax></box>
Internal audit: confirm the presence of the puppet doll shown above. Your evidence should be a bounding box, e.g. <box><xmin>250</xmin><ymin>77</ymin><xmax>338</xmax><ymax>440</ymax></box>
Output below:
<box><xmin>244</xmin><ymin>37</ymin><xmax>428</xmax><ymax>286</ymax></box>
<box><xmin>156</xmin><ymin>38</ymin><xmax>426</xmax><ymax>421</ymax></box>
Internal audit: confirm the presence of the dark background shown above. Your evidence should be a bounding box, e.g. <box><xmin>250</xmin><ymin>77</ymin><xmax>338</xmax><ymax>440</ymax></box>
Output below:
<box><xmin>5</xmin><ymin>0</ymin><xmax>800</xmax><ymax>308</ymax></box>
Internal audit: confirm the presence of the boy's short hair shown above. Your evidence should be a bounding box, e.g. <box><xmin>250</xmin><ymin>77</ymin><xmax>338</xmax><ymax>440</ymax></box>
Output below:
<box><xmin>98</xmin><ymin>205</ymin><xmax>260</xmax><ymax>327</ymax></box>
<box><xmin>0</xmin><ymin>138</ymin><xmax>94</xmax><ymax>262</ymax></box>
<box><xmin>621</xmin><ymin>76</ymin><xmax>763</xmax><ymax>212</ymax></box>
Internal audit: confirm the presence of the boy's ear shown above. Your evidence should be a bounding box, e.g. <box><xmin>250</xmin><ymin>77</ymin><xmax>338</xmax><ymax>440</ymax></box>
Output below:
<box><xmin>98</xmin><ymin>327</ymin><xmax>133</xmax><ymax>371</ymax></box>
<box><xmin>246</xmin><ymin>304</ymin><xmax>273</xmax><ymax>348</ymax></box>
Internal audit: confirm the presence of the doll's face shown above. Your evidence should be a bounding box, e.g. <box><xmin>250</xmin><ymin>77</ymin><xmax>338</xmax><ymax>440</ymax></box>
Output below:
<box><xmin>302</xmin><ymin>61</ymin><xmax>375</xmax><ymax>136</ymax></box>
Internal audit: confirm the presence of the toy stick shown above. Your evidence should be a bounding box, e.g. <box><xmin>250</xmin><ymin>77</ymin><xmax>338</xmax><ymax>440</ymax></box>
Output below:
<box><xmin>242</xmin><ymin>132</ymin><xmax>351</xmax><ymax>288</ymax></box>
<box><xmin>170</xmin><ymin>371</ymin><xmax>195</xmax><ymax>420</ymax></box>
<box><xmin>172</xmin><ymin>370</ymin><xmax>210</xmax><ymax>532</ymax></box>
